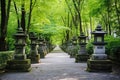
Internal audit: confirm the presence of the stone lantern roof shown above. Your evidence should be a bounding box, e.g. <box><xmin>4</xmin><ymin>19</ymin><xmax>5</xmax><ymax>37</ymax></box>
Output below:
<box><xmin>72</xmin><ymin>36</ymin><xmax>77</xmax><ymax>41</ymax></box>
<box><xmin>78</xmin><ymin>32</ymin><xmax>87</xmax><ymax>45</ymax></box>
<box><xmin>91</xmin><ymin>24</ymin><xmax>107</xmax><ymax>35</ymax></box>
<box><xmin>14</xmin><ymin>27</ymin><xmax>27</xmax><ymax>38</ymax></box>
<box><xmin>29</xmin><ymin>32</ymin><xmax>37</xmax><ymax>40</ymax></box>
<box><xmin>78</xmin><ymin>32</ymin><xmax>87</xmax><ymax>39</ymax></box>
<box><xmin>92</xmin><ymin>24</ymin><xmax>107</xmax><ymax>45</ymax></box>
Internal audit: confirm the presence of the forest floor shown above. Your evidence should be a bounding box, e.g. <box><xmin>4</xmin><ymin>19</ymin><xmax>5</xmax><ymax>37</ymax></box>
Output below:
<box><xmin>0</xmin><ymin>46</ymin><xmax>120</xmax><ymax>80</ymax></box>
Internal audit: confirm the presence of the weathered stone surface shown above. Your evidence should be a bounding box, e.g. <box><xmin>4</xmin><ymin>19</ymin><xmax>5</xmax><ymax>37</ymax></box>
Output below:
<box><xmin>91</xmin><ymin>54</ymin><xmax>107</xmax><ymax>60</ymax></box>
<box><xmin>29</xmin><ymin>54</ymin><xmax>40</xmax><ymax>63</ymax></box>
<box><xmin>75</xmin><ymin>54</ymin><xmax>89</xmax><ymax>62</ymax></box>
<box><xmin>87</xmin><ymin>59</ymin><xmax>112</xmax><ymax>72</ymax></box>
<box><xmin>112</xmin><ymin>61</ymin><xmax>120</xmax><ymax>74</ymax></box>
<box><xmin>6</xmin><ymin>59</ymin><xmax>31</xmax><ymax>72</ymax></box>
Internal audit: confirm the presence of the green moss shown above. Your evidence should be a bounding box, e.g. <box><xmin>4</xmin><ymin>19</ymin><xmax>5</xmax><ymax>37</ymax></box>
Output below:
<box><xmin>29</xmin><ymin>54</ymin><xmax>40</xmax><ymax>63</ymax></box>
<box><xmin>0</xmin><ymin>51</ymin><xmax>14</xmax><ymax>70</ymax></box>
<box><xmin>87</xmin><ymin>59</ymin><xmax>112</xmax><ymax>72</ymax></box>
<box><xmin>6</xmin><ymin>59</ymin><xmax>31</xmax><ymax>72</ymax></box>
<box><xmin>75</xmin><ymin>54</ymin><xmax>89</xmax><ymax>63</ymax></box>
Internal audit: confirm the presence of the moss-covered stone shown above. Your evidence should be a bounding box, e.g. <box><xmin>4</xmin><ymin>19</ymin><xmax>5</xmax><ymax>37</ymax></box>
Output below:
<box><xmin>87</xmin><ymin>59</ymin><xmax>112</xmax><ymax>72</ymax></box>
<box><xmin>6</xmin><ymin>59</ymin><xmax>31</xmax><ymax>72</ymax></box>
<box><xmin>40</xmin><ymin>52</ymin><xmax>45</xmax><ymax>58</ymax></box>
<box><xmin>29</xmin><ymin>54</ymin><xmax>40</xmax><ymax>63</ymax></box>
<box><xmin>75</xmin><ymin>54</ymin><xmax>89</xmax><ymax>63</ymax></box>
<box><xmin>112</xmin><ymin>61</ymin><xmax>120</xmax><ymax>74</ymax></box>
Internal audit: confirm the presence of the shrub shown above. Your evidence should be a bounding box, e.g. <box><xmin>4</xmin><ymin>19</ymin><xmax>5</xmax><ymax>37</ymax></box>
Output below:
<box><xmin>105</xmin><ymin>36</ymin><xmax>120</xmax><ymax>62</ymax></box>
<box><xmin>86</xmin><ymin>39</ymin><xmax>93</xmax><ymax>55</ymax></box>
<box><xmin>0</xmin><ymin>51</ymin><xmax>14</xmax><ymax>69</ymax></box>
<box><xmin>6</xmin><ymin>37</ymin><xmax>15</xmax><ymax>50</ymax></box>
<box><xmin>86</xmin><ymin>36</ymin><xmax>120</xmax><ymax>63</ymax></box>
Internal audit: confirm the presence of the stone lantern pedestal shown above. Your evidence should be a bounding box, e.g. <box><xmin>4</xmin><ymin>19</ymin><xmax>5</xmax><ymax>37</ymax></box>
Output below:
<box><xmin>43</xmin><ymin>40</ymin><xmax>48</xmax><ymax>55</ymax></box>
<box><xmin>29</xmin><ymin>32</ymin><xmax>40</xmax><ymax>63</ymax></box>
<box><xmin>38</xmin><ymin>39</ymin><xmax>45</xmax><ymax>58</ymax></box>
<box><xmin>87</xmin><ymin>24</ymin><xmax>112</xmax><ymax>72</ymax></box>
<box><xmin>70</xmin><ymin>36</ymin><xmax>78</xmax><ymax>58</ymax></box>
<box><xmin>6</xmin><ymin>27</ymin><xmax>31</xmax><ymax>72</ymax></box>
<box><xmin>75</xmin><ymin>33</ymin><xmax>89</xmax><ymax>62</ymax></box>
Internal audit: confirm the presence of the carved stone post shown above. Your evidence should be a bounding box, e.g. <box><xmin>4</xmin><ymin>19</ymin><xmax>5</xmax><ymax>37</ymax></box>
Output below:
<box><xmin>6</xmin><ymin>27</ymin><xmax>31</xmax><ymax>72</ymax></box>
<box><xmin>87</xmin><ymin>24</ymin><xmax>112</xmax><ymax>72</ymax></box>
<box><xmin>75</xmin><ymin>32</ymin><xmax>89</xmax><ymax>62</ymax></box>
<box><xmin>29</xmin><ymin>32</ymin><xmax>40</xmax><ymax>63</ymax></box>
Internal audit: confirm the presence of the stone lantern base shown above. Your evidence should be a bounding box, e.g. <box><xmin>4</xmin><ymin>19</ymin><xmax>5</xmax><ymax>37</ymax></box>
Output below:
<box><xmin>6</xmin><ymin>59</ymin><xmax>31</xmax><ymax>72</ymax></box>
<box><xmin>75</xmin><ymin>54</ymin><xmax>89</xmax><ymax>62</ymax></box>
<box><xmin>87</xmin><ymin>59</ymin><xmax>112</xmax><ymax>72</ymax></box>
<box><xmin>29</xmin><ymin>54</ymin><xmax>40</xmax><ymax>63</ymax></box>
<box><xmin>40</xmin><ymin>52</ymin><xmax>45</xmax><ymax>58</ymax></box>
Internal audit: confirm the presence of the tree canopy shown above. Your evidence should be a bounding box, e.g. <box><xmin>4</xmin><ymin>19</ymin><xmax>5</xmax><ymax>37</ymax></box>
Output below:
<box><xmin>0</xmin><ymin>0</ymin><xmax>120</xmax><ymax>50</ymax></box>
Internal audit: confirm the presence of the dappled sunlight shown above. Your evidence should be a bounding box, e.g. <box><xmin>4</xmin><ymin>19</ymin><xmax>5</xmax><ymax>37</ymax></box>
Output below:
<box><xmin>0</xmin><ymin>0</ymin><xmax>120</xmax><ymax>80</ymax></box>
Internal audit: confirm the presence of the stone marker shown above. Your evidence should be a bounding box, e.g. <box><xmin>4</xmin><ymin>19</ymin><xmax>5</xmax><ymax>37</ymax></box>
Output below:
<box><xmin>70</xmin><ymin>36</ymin><xmax>78</xmax><ymax>58</ymax></box>
<box><xmin>75</xmin><ymin>32</ymin><xmax>89</xmax><ymax>62</ymax></box>
<box><xmin>87</xmin><ymin>24</ymin><xmax>112</xmax><ymax>72</ymax></box>
<box><xmin>6</xmin><ymin>27</ymin><xmax>31</xmax><ymax>72</ymax></box>
<box><xmin>29</xmin><ymin>32</ymin><xmax>40</xmax><ymax>63</ymax></box>
<box><xmin>38</xmin><ymin>39</ymin><xmax>45</xmax><ymax>58</ymax></box>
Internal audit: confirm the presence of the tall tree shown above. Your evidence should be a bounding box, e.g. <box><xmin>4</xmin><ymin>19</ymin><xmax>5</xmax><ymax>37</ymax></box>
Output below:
<box><xmin>0</xmin><ymin>0</ymin><xmax>11</xmax><ymax>51</ymax></box>
<box><xmin>21</xmin><ymin>0</ymin><xmax>26</xmax><ymax>32</ymax></box>
<box><xmin>72</xmin><ymin>0</ymin><xmax>84</xmax><ymax>33</ymax></box>
<box><xmin>27</xmin><ymin>0</ymin><xmax>37</xmax><ymax>34</ymax></box>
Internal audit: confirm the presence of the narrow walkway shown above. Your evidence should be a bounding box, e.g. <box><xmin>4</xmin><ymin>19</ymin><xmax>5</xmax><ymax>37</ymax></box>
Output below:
<box><xmin>0</xmin><ymin>46</ymin><xmax>120</xmax><ymax>80</ymax></box>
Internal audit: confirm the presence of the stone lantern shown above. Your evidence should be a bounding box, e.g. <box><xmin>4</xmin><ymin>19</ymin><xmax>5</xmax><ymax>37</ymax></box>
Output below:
<box><xmin>72</xmin><ymin>36</ymin><xmax>77</xmax><ymax>45</ymax></box>
<box><xmin>70</xmin><ymin>36</ymin><xmax>78</xmax><ymax>58</ymax></box>
<box><xmin>38</xmin><ymin>38</ymin><xmax>45</xmax><ymax>58</ymax></box>
<box><xmin>43</xmin><ymin>39</ymin><xmax>48</xmax><ymax>55</ymax></box>
<box><xmin>75</xmin><ymin>32</ymin><xmax>89</xmax><ymax>62</ymax></box>
<box><xmin>29</xmin><ymin>32</ymin><xmax>40</xmax><ymax>63</ymax></box>
<box><xmin>6</xmin><ymin>27</ymin><xmax>31</xmax><ymax>72</ymax></box>
<box><xmin>87</xmin><ymin>24</ymin><xmax>112</xmax><ymax>72</ymax></box>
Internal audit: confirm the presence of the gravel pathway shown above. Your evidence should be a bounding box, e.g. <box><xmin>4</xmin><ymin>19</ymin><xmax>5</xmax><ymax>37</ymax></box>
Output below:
<box><xmin>0</xmin><ymin>46</ymin><xmax>120</xmax><ymax>80</ymax></box>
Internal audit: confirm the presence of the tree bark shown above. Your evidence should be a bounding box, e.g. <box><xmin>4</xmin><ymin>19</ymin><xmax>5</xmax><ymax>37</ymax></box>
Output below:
<box><xmin>13</xmin><ymin>0</ymin><xmax>20</xmax><ymax>28</ymax></box>
<box><xmin>114</xmin><ymin>0</ymin><xmax>120</xmax><ymax>30</ymax></box>
<box><xmin>0</xmin><ymin>0</ymin><xmax>11</xmax><ymax>51</ymax></box>
<box><xmin>21</xmin><ymin>1</ymin><xmax>26</xmax><ymax>33</ymax></box>
<box><xmin>27</xmin><ymin>0</ymin><xmax>37</xmax><ymax>34</ymax></box>
<box><xmin>72</xmin><ymin>0</ymin><xmax>83</xmax><ymax>33</ymax></box>
<box><xmin>107</xmin><ymin>2</ymin><xmax>111</xmax><ymax>35</ymax></box>
<box><xmin>89</xmin><ymin>16</ymin><xmax>92</xmax><ymax>38</ymax></box>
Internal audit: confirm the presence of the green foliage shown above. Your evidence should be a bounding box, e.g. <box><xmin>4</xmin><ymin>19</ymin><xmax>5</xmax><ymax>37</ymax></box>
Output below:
<box><xmin>86</xmin><ymin>40</ymin><xmax>93</xmax><ymax>55</ymax></box>
<box><xmin>6</xmin><ymin>59</ymin><xmax>31</xmax><ymax>72</ymax></box>
<box><xmin>6</xmin><ymin>38</ymin><xmax>15</xmax><ymax>50</ymax></box>
<box><xmin>86</xmin><ymin>36</ymin><xmax>120</xmax><ymax>62</ymax></box>
<box><xmin>0</xmin><ymin>51</ymin><xmax>14</xmax><ymax>69</ymax></box>
<box><xmin>105</xmin><ymin>36</ymin><xmax>120</xmax><ymax>61</ymax></box>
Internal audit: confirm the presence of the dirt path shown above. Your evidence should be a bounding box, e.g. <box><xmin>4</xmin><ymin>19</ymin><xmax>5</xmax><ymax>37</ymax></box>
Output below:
<box><xmin>0</xmin><ymin>46</ymin><xmax>120</xmax><ymax>80</ymax></box>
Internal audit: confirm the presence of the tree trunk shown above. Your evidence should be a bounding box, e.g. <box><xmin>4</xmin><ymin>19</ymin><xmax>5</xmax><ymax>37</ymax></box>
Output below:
<box><xmin>72</xmin><ymin>0</ymin><xmax>83</xmax><ymax>33</ymax></box>
<box><xmin>27</xmin><ymin>0</ymin><xmax>32</xmax><ymax>34</ymax></box>
<box><xmin>114</xmin><ymin>0</ymin><xmax>120</xmax><ymax>30</ymax></box>
<box><xmin>21</xmin><ymin>2</ymin><xmax>26</xmax><ymax>33</ymax></box>
<box><xmin>107</xmin><ymin>4</ymin><xmax>111</xmax><ymax>35</ymax></box>
<box><xmin>13</xmin><ymin>0</ymin><xmax>20</xmax><ymax>28</ymax></box>
<box><xmin>0</xmin><ymin>0</ymin><xmax>7</xmax><ymax>51</ymax></box>
<box><xmin>89</xmin><ymin>16</ymin><xmax>92</xmax><ymax>38</ymax></box>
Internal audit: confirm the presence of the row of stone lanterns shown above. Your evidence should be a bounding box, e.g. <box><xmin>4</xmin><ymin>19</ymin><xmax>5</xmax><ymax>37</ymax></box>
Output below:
<box><xmin>73</xmin><ymin>24</ymin><xmax>112</xmax><ymax>72</ymax></box>
<box><xmin>75</xmin><ymin>32</ymin><xmax>89</xmax><ymax>62</ymax></box>
<box><xmin>6</xmin><ymin>27</ymin><xmax>49</xmax><ymax>72</ymax></box>
<box><xmin>29</xmin><ymin>32</ymin><xmax>40</xmax><ymax>63</ymax></box>
<box><xmin>38</xmin><ymin>38</ymin><xmax>46</xmax><ymax>58</ymax></box>
<box><xmin>6</xmin><ymin>27</ymin><xmax>31</xmax><ymax>72</ymax></box>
